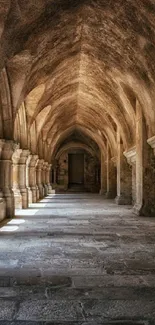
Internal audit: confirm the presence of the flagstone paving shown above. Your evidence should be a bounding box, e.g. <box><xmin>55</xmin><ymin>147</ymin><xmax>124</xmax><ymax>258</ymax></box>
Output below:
<box><xmin>0</xmin><ymin>193</ymin><xmax>155</xmax><ymax>324</ymax></box>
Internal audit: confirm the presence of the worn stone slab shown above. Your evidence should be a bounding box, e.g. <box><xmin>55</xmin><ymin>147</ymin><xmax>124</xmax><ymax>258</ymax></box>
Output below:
<box><xmin>82</xmin><ymin>299</ymin><xmax>155</xmax><ymax>321</ymax></box>
<box><xmin>0</xmin><ymin>300</ymin><xmax>16</xmax><ymax>320</ymax></box>
<box><xmin>16</xmin><ymin>300</ymin><xmax>84</xmax><ymax>321</ymax></box>
<box><xmin>72</xmin><ymin>275</ymin><xmax>148</xmax><ymax>288</ymax></box>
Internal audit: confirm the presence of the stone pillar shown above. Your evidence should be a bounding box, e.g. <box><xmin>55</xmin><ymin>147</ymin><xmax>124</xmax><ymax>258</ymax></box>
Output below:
<box><xmin>105</xmin><ymin>144</ymin><xmax>117</xmax><ymax>199</ymax></box>
<box><xmin>42</xmin><ymin>162</ymin><xmax>48</xmax><ymax>196</ymax></box>
<box><xmin>133</xmin><ymin>100</ymin><xmax>144</xmax><ymax>214</ymax></box>
<box><xmin>115</xmin><ymin>129</ymin><xmax>132</xmax><ymax>205</ymax></box>
<box><xmin>0</xmin><ymin>141</ymin><xmax>16</xmax><ymax>218</ymax></box>
<box><xmin>133</xmin><ymin>99</ymin><xmax>155</xmax><ymax>217</ymax></box>
<box><xmin>146</xmin><ymin>136</ymin><xmax>155</xmax><ymax>216</ymax></box>
<box><xmin>53</xmin><ymin>167</ymin><xmax>57</xmax><ymax>185</ymax></box>
<box><xmin>99</xmin><ymin>153</ymin><xmax>107</xmax><ymax>195</ymax></box>
<box><xmin>106</xmin><ymin>156</ymin><xmax>117</xmax><ymax>199</ymax></box>
<box><xmin>26</xmin><ymin>155</ymin><xmax>33</xmax><ymax>204</ymax></box>
<box><xmin>36</xmin><ymin>182</ymin><xmax>40</xmax><ymax>201</ymax></box>
<box><xmin>46</xmin><ymin>163</ymin><xmax>53</xmax><ymax>194</ymax></box>
<box><xmin>124</xmin><ymin>147</ymin><xmax>136</xmax><ymax>206</ymax></box>
<box><xmin>0</xmin><ymin>140</ymin><xmax>6</xmax><ymax>221</ymax></box>
<box><xmin>36</xmin><ymin>159</ymin><xmax>44</xmax><ymax>199</ymax></box>
<box><xmin>28</xmin><ymin>155</ymin><xmax>38</xmax><ymax>203</ymax></box>
<box><xmin>12</xmin><ymin>148</ymin><xmax>22</xmax><ymax>209</ymax></box>
<box><xmin>18</xmin><ymin>150</ymin><xmax>30</xmax><ymax>209</ymax></box>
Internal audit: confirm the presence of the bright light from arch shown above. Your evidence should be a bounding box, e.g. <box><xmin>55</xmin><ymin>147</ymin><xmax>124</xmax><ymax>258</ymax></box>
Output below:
<box><xmin>8</xmin><ymin>219</ymin><xmax>25</xmax><ymax>225</ymax></box>
<box><xmin>0</xmin><ymin>226</ymin><xmax>19</xmax><ymax>232</ymax></box>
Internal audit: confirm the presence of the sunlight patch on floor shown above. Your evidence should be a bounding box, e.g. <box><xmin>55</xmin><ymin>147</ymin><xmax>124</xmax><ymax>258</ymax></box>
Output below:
<box><xmin>0</xmin><ymin>225</ymin><xmax>19</xmax><ymax>232</ymax></box>
<box><xmin>8</xmin><ymin>219</ymin><xmax>25</xmax><ymax>225</ymax></box>
<box><xmin>15</xmin><ymin>209</ymin><xmax>39</xmax><ymax>216</ymax></box>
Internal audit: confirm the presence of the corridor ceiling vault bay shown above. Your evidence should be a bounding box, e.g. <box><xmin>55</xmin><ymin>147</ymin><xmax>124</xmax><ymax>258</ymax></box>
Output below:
<box><xmin>0</xmin><ymin>0</ymin><xmax>155</xmax><ymax>219</ymax></box>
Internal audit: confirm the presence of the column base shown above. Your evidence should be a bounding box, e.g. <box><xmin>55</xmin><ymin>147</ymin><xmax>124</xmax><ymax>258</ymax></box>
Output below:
<box><xmin>133</xmin><ymin>202</ymin><xmax>155</xmax><ymax>217</ymax></box>
<box><xmin>31</xmin><ymin>186</ymin><xmax>37</xmax><ymax>203</ymax></box>
<box><xmin>133</xmin><ymin>203</ymin><xmax>142</xmax><ymax>215</ymax></box>
<box><xmin>47</xmin><ymin>183</ymin><xmax>54</xmax><ymax>194</ymax></box>
<box><xmin>0</xmin><ymin>198</ymin><xmax>6</xmax><ymax>222</ymax></box>
<box><xmin>27</xmin><ymin>187</ymin><xmax>33</xmax><ymax>204</ymax></box>
<box><xmin>20</xmin><ymin>188</ymin><xmax>28</xmax><ymax>209</ymax></box>
<box><xmin>3</xmin><ymin>190</ymin><xmax>15</xmax><ymax>218</ymax></box>
<box><xmin>43</xmin><ymin>184</ymin><xmax>48</xmax><ymax>196</ymax></box>
<box><xmin>115</xmin><ymin>195</ymin><xmax>132</xmax><ymax>205</ymax></box>
<box><xmin>13</xmin><ymin>189</ymin><xmax>22</xmax><ymax>209</ymax></box>
<box><xmin>38</xmin><ymin>184</ymin><xmax>44</xmax><ymax>199</ymax></box>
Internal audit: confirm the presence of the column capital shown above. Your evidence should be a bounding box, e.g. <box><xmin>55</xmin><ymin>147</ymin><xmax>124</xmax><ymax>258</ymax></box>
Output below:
<box><xmin>0</xmin><ymin>139</ymin><xmax>5</xmax><ymax>158</ymax></box>
<box><xmin>124</xmin><ymin>146</ymin><xmax>136</xmax><ymax>165</ymax></box>
<box><xmin>47</xmin><ymin>163</ymin><xmax>52</xmax><ymax>171</ymax></box>
<box><xmin>1</xmin><ymin>141</ymin><xmax>20</xmax><ymax>160</ymax></box>
<box><xmin>12</xmin><ymin>149</ymin><xmax>22</xmax><ymax>164</ymax></box>
<box><xmin>29</xmin><ymin>154</ymin><xmax>39</xmax><ymax>167</ymax></box>
<box><xmin>147</xmin><ymin>136</ymin><xmax>155</xmax><ymax>155</ymax></box>
<box><xmin>19</xmin><ymin>150</ymin><xmax>30</xmax><ymax>164</ymax></box>
<box><xmin>43</xmin><ymin>161</ymin><xmax>48</xmax><ymax>170</ymax></box>
<box><xmin>36</xmin><ymin>159</ymin><xmax>44</xmax><ymax>169</ymax></box>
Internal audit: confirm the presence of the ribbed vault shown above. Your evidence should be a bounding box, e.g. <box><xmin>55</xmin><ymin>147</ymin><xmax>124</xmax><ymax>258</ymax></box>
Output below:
<box><xmin>0</xmin><ymin>0</ymin><xmax>155</xmax><ymax>163</ymax></box>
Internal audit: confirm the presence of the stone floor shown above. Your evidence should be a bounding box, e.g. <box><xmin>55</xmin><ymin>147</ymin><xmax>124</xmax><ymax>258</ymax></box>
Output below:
<box><xmin>0</xmin><ymin>193</ymin><xmax>155</xmax><ymax>325</ymax></box>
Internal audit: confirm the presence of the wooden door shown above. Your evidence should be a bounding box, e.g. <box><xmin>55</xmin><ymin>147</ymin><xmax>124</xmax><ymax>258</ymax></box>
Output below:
<box><xmin>68</xmin><ymin>153</ymin><xmax>84</xmax><ymax>184</ymax></box>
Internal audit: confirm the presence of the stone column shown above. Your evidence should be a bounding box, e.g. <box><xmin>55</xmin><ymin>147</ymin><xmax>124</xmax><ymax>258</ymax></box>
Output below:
<box><xmin>105</xmin><ymin>144</ymin><xmax>117</xmax><ymax>199</ymax></box>
<box><xmin>115</xmin><ymin>129</ymin><xmax>132</xmax><ymax>205</ymax></box>
<box><xmin>146</xmin><ymin>135</ymin><xmax>155</xmax><ymax>216</ymax></box>
<box><xmin>53</xmin><ymin>167</ymin><xmax>57</xmax><ymax>185</ymax></box>
<box><xmin>46</xmin><ymin>163</ymin><xmax>53</xmax><ymax>194</ymax></box>
<box><xmin>28</xmin><ymin>155</ymin><xmax>38</xmax><ymax>203</ymax></box>
<box><xmin>133</xmin><ymin>100</ymin><xmax>144</xmax><ymax>214</ymax></box>
<box><xmin>0</xmin><ymin>141</ymin><xmax>16</xmax><ymax>218</ymax></box>
<box><xmin>12</xmin><ymin>148</ymin><xmax>22</xmax><ymax>209</ymax></box>
<box><xmin>106</xmin><ymin>156</ymin><xmax>117</xmax><ymax>199</ymax></box>
<box><xmin>133</xmin><ymin>100</ymin><xmax>155</xmax><ymax>217</ymax></box>
<box><xmin>18</xmin><ymin>150</ymin><xmax>30</xmax><ymax>209</ymax></box>
<box><xmin>0</xmin><ymin>140</ymin><xmax>6</xmax><ymax>221</ymax></box>
<box><xmin>36</xmin><ymin>182</ymin><xmax>40</xmax><ymax>201</ymax></box>
<box><xmin>99</xmin><ymin>153</ymin><xmax>107</xmax><ymax>195</ymax></box>
<box><xmin>36</xmin><ymin>159</ymin><xmax>44</xmax><ymax>199</ymax></box>
<box><xmin>26</xmin><ymin>155</ymin><xmax>32</xmax><ymax>204</ymax></box>
<box><xmin>124</xmin><ymin>147</ymin><xmax>136</xmax><ymax>206</ymax></box>
<box><xmin>42</xmin><ymin>162</ymin><xmax>48</xmax><ymax>196</ymax></box>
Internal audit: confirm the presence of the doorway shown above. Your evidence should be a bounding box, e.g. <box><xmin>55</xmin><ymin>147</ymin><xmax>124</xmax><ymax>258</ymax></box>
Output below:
<box><xmin>68</xmin><ymin>153</ymin><xmax>84</xmax><ymax>187</ymax></box>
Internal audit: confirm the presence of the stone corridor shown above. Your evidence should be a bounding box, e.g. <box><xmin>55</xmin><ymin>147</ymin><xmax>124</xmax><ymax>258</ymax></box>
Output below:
<box><xmin>0</xmin><ymin>193</ymin><xmax>155</xmax><ymax>324</ymax></box>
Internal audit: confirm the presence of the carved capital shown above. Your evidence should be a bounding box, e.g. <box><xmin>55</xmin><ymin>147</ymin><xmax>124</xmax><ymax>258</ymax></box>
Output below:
<box><xmin>29</xmin><ymin>155</ymin><xmax>39</xmax><ymax>167</ymax></box>
<box><xmin>1</xmin><ymin>141</ymin><xmax>20</xmax><ymax>160</ymax></box>
<box><xmin>12</xmin><ymin>149</ymin><xmax>22</xmax><ymax>164</ymax></box>
<box><xmin>124</xmin><ymin>146</ymin><xmax>136</xmax><ymax>165</ymax></box>
<box><xmin>36</xmin><ymin>159</ymin><xmax>44</xmax><ymax>170</ymax></box>
<box><xmin>147</xmin><ymin>136</ymin><xmax>155</xmax><ymax>155</ymax></box>
<box><xmin>19</xmin><ymin>150</ymin><xmax>30</xmax><ymax>164</ymax></box>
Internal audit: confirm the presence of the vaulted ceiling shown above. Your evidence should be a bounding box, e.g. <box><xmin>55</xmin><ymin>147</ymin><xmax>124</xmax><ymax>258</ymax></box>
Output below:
<box><xmin>1</xmin><ymin>0</ymin><xmax>155</xmax><ymax>161</ymax></box>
